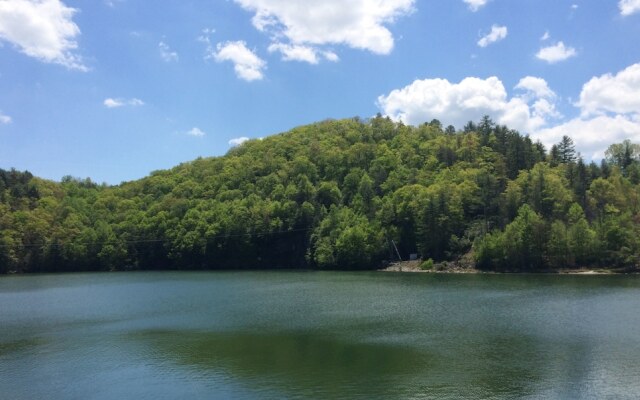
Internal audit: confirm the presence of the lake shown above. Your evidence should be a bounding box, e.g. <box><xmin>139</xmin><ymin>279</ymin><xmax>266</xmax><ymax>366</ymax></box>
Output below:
<box><xmin>1</xmin><ymin>271</ymin><xmax>640</xmax><ymax>399</ymax></box>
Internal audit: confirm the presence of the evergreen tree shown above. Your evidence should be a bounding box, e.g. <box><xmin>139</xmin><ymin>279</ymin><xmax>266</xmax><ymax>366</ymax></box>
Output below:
<box><xmin>463</xmin><ymin>121</ymin><xmax>477</xmax><ymax>133</ymax></box>
<box><xmin>548</xmin><ymin>144</ymin><xmax>561</xmax><ymax>167</ymax></box>
<box><xmin>557</xmin><ymin>135</ymin><xmax>577</xmax><ymax>164</ymax></box>
<box><xmin>478</xmin><ymin>115</ymin><xmax>494</xmax><ymax>146</ymax></box>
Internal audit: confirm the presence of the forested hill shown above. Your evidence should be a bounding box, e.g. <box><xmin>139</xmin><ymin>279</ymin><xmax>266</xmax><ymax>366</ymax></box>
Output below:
<box><xmin>2</xmin><ymin>116</ymin><xmax>640</xmax><ymax>273</ymax></box>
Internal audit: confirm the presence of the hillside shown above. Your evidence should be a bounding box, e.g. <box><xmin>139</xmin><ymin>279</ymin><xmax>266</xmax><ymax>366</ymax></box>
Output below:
<box><xmin>1</xmin><ymin>116</ymin><xmax>640</xmax><ymax>273</ymax></box>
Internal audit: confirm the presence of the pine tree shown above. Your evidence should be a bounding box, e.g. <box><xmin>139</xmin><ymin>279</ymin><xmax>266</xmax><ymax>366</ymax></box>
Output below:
<box><xmin>463</xmin><ymin>121</ymin><xmax>477</xmax><ymax>133</ymax></box>
<box><xmin>478</xmin><ymin>115</ymin><xmax>494</xmax><ymax>146</ymax></box>
<box><xmin>557</xmin><ymin>135</ymin><xmax>577</xmax><ymax>164</ymax></box>
<box><xmin>548</xmin><ymin>144</ymin><xmax>561</xmax><ymax>167</ymax></box>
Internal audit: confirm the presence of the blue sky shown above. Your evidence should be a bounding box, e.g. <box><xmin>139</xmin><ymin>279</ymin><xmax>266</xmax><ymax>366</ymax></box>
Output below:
<box><xmin>1</xmin><ymin>0</ymin><xmax>640</xmax><ymax>184</ymax></box>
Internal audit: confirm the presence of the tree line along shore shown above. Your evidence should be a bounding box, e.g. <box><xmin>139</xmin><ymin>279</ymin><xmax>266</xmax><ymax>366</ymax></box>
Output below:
<box><xmin>2</xmin><ymin>116</ymin><xmax>640</xmax><ymax>274</ymax></box>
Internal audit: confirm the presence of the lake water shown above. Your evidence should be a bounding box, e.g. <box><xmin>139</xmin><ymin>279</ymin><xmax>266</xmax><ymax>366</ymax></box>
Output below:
<box><xmin>2</xmin><ymin>271</ymin><xmax>640</xmax><ymax>399</ymax></box>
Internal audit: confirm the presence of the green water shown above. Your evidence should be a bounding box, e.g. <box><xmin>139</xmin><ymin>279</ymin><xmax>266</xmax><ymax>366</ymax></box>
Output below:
<box><xmin>1</xmin><ymin>271</ymin><xmax>640</xmax><ymax>399</ymax></box>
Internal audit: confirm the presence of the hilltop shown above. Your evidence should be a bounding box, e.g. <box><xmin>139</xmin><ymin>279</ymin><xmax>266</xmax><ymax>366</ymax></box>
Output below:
<box><xmin>1</xmin><ymin>116</ymin><xmax>639</xmax><ymax>273</ymax></box>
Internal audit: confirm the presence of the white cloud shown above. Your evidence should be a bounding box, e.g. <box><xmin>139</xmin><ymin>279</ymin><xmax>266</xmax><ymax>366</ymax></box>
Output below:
<box><xmin>577</xmin><ymin>63</ymin><xmax>640</xmax><ymax>116</ymax></box>
<box><xmin>267</xmin><ymin>43</ymin><xmax>339</xmax><ymax>64</ymax></box>
<box><xmin>213</xmin><ymin>40</ymin><xmax>266</xmax><ymax>81</ymax></box>
<box><xmin>198</xmin><ymin>29</ymin><xmax>215</xmax><ymax>57</ymax></box>
<box><xmin>104</xmin><ymin>98</ymin><xmax>144</xmax><ymax>108</ymax></box>
<box><xmin>104</xmin><ymin>98</ymin><xmax>123</xmax><ymax>108</ymax></box>
<box><xmin>232</xmin><ymin>0</ymin><xmax>414</xmax><ymax>59</ymax></box>
<box><xmin>159</xmin><ymin>41</ymin><xmax>178</xmax><ymax>62</ymax></box>
<box><xmin>515</xmin><ymin>76</ymin><xmax>556</xmax><ymax>99</ymax></box>
<box><xmin>532</xmin><ymin>98</ymin><xmax>561</xmax><ymax>120</ymax></box>
<box><xmin>536</xmin><ymin>115</ymin><xmax>640</xmax><ymax>160</ymax></box>
<box><xmin>0</xmin><ymin>0</ymin><xmax>86</xmax><ymax>70</ymax></box>
<box><xmin>187</xmin><ymin>127</ymin><xmax>206</xmax><ymax>137</ymax></box>
<box><xmin>229</xmin><ymin>136</ymin><xmax>249</xmax><ymax>146</ymax></box>
<box><xmin>268</xmin><ymin>43</ymin><xmax>319</xmax><ymax>64</ymax></box>
<box><xmin>323</xmin><ymin>51</ymin><xmax>339</xmax><ymax>62</ymax></box>
<box><xmin>536</xmin><ymin>41</ymin><xmax>577</xmax><ymax>63</ymax></box>
<box><xmin>540</xmin><ymin>31</ymin><xmax>550</xmax><ymax>41</ymax></box>
<box><xmin>464</xmin><ymin>0</ymin><xmax>489</xmax><ymax>12</ymax></box>
<box><xmin>104</xmin><ymin>0</ymin><xmax>124</xmax><ymax>7</ymax></box>
<box><xmin>477</xmin><ymin>25</ymin><xmax>507</xmax><ymax>48</ymax></box>
<box><xmin>377</xmin><ymin>76</ymin><xmax>557</xmax><ymax>133</ymax></box>
<box><xmin>536</xmin><ymin>63</ymin><xmax>640</xmax><ymax>158</ymax></box>
<box><xmin>197</xmin><ymin>28</ymin><xmax>216</xmax><ymax>46</ymax></box>
<box><xmin>0</xmin><ymin>111</ymin><xmax>11</xmax><ymax>124</ymax></box>
<box><xmin>619</xmin><ymin>0</ymin><xmax>640</xmax><ymax>15</ymax></box>
<box><xmin>377</xmin><ymin>63</ymin><xmax>640</xmax><ymax>162</ymax></box>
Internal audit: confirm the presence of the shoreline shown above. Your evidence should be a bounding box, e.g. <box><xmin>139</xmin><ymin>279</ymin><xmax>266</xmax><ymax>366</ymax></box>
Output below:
<box><xmin>2</xmin><ymin>262</ymin><xmax>638</xmax><ymax>275</ymax></box>
<box><xmin>379</xmin><ymin>260</ymin><xmax>637</xmax><ymax>275</ymax></box>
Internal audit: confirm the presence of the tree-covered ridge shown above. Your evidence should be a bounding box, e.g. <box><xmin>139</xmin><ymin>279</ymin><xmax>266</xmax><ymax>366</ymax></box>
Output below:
<box><xmin>1</xmin><ymin>116</ymin><xmax>639</xmax><ymax>273</ymax></box>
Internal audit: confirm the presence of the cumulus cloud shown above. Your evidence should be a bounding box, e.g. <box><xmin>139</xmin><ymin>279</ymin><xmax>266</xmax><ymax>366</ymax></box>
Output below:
<box><xmin>377</xmin><ymin>63</ymin><xmax>640</xmax><ymax>161</ymax></box>
<box><xmin>0</xmin><ymin>0</ymin><xmax>86</xmax><ymax>70</ymax></box>
<box><xmin>104</xmin><ymin>98</ymin><xmax>144</xmax><ymax>108</ymax></box>
<box><xmin>213</xmin><ymin>41</ymin><xmax>266</xmax><ymax>81</ymax></box>
<box><xmin>267</xmin><ymin>42</ymin><xmax>340</xmax><ymax>64</ymax></box>
<box><xmin>536</xmin><ymin>41</ymin><xmax>577</xmax><ymax>63</ymax></box>
<box><xmin>323</xmin><ymin>51</ymin><xmax>339</xmax><ymax>62</ymax></box>
<box><xmin>268</xmin><ymin>43</ymin><xmax>319</xmax><ymax>64</ymax></box>
<box><xmin>0</xmin><ymin>111</ymin><xmax>12</xmax><ymax>124</ymax></box>
<box><xmin>515</xmin><ymin>76</ymin><xmax>556</xmax><ymax>99</ymax></box>
<box><xmin>537</xmin><ymin>63</ymin><xmax>640</xmax><ymax>159</ymax></box>
<box><xmin>537</xmin><ymin>115</ymin><xmax>640</xmax><ymax>160</ymax></box>
<box><xmin>464</xmin><ymin>0</ymin><xmax>489</xmax><ymax>12</ymax></box>
<box><xmin>377</xmin><ymin>75</ymin><xmax>558</xmax><ymax>133</ymax></box>
<box><xmin>229</xmin><ymin>136</ymin><xmax>249</xmax><ymax>146</ymax></box>
<box><xmin>619</xmin><ymin>0</ymin><xmax>640</xmax><ymax>15</ymax></box>
<box><xmin>186</xmin><ymin>127</ymin><xmax>205</xmax><ymax>137</ymax></box>
<box><xmin>540</xmin><ymin>31</ymin><xmax>550</xmax><ymax>41</ymax></box>
<box><xmin>532</xmin><ymin>98</ymin><xmax>561</xmax><ymax>119</ymax></box>
<box><xmin>577</xmin><ymin>63</ymin><xmax>640</xmax><ymax>117</ymax></box>
<box><xmin>159</xmin><ymin>41</ymin><xmax>178</xmax><ymax>62</ymax></box>
<box><xmin>477</xmin><ymin>25</ymin><xmax>507</xmax><ymax>48</ymax></box>
<box><xmin>232</xmin><ymin>0</ymin><xmax>414</xmax><ymax>61</ymax></box>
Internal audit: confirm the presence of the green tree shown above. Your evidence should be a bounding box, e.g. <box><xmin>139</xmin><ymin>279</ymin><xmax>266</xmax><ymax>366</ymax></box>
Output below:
<box><xmin>2</xmin><ymin>118</ymin><xmax>639</xmax><ymax>274</ymax></box>
<box><xmin>547</xmin><ymin>221</ymin><xmax>570</xmax><ymax>268</ymax></box>
<box><xmin>505</xmin><ymin>204</ymin><xmax>547</xmax><ymax>270</ymax></box>
<box><xmin>311</xmin><ymin>207</ymin><xmax>384</xmax><ymax>269</ymax></box>
<box><xmin>567</xmin><ymin>203</ymin><xmax>595</xmax><ymax>266</ymax></box>
<box><xmin>605</xmin><ymin>139</ymin><xmax>640</xmax><ymax>174</ymax></box>
<box><xmin>557</xmin><ymin>135</ymin><xmax>577</xmax><ymax>164</ymax></box>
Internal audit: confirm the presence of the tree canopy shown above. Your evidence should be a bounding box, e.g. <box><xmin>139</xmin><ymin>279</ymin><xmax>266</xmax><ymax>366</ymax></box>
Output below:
<box><xmin>2</xmin><ymin>116</ymin><xmax>639</xmax><ymax>273</ymax></box>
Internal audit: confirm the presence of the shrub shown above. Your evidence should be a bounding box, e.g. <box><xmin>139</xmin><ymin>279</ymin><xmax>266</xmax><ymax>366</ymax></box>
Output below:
<box><xmin>420</xmin><ymin>258</ymin><xmax>434</xmax><ymax>270</ymax></box>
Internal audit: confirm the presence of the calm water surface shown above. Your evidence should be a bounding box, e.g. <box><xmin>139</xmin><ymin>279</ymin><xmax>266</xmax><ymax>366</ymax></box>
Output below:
<box><xmin>2</xmin><ymin>271</ymin><xmax>640</xmax><ymax>399</ymax></box>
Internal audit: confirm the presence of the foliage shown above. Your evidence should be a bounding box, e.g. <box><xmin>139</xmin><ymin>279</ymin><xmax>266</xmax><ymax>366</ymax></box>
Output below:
<box><xmin>1</xmin><ymin>116</ymin><xmax>640</xmax><ymax>273</ymax></box>
<box><xmin>420</xmin><ymin>258</ymin><xmax>434</xmax><ymax>271</ymax></box>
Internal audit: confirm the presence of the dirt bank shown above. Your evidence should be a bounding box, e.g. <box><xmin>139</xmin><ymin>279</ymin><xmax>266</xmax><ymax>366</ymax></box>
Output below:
<box><xmin>380</xmin><ymin>259</ymin><xmax>635</xmax><ymax>274</ymax></box>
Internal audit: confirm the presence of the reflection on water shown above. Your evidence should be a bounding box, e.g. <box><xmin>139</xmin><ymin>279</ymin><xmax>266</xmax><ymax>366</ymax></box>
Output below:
<box><xmin>133</xmin><ymin>329</ymin><xmax>568</xmax><ymax>399</ymax></box>
<box><xmin>136</xmin><ymin>330</ymin><xmax>428</xmax><ymax>399</ymax></box>
<box><xmin>0</xmin><ymin>338</ymin><xmax>45</xmax><ymax>357</ymax></box>
<box><xmin>1</xmin><ymin>271</ymin><xmax>640</xmax><ymax>399</ymax></box>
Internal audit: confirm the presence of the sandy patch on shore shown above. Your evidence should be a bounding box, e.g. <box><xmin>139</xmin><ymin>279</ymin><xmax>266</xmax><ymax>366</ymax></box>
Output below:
<box><xmin>379</xmin><ymin>260</ymin><xmax>627</xmax><ymax>274</ymax></box>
